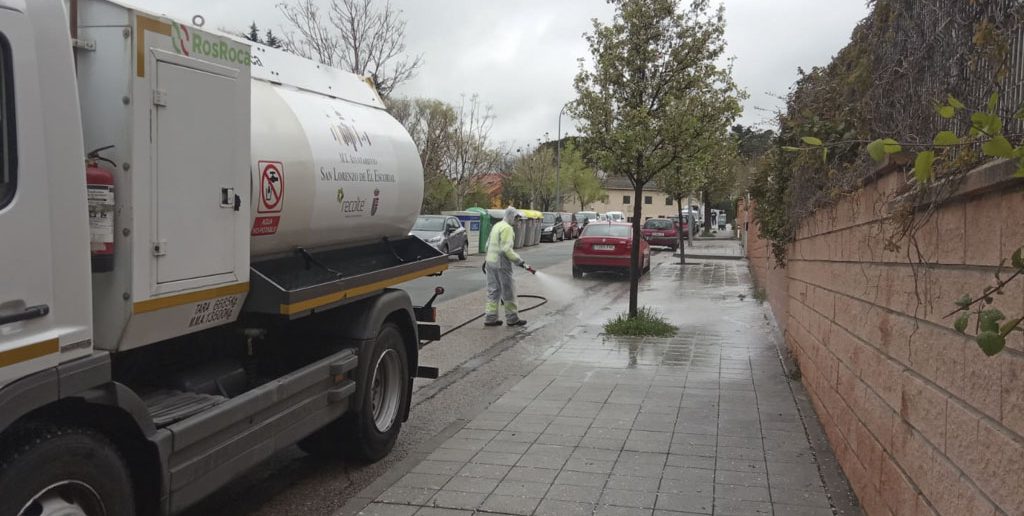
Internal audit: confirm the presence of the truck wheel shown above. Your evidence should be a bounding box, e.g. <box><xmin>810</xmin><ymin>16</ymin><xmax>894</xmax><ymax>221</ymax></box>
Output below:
<box><xmin>299</xmin><ymin>323</ymin><xmax>409</xmax><ymax>462</ymax></box>
<box><xmin>572</xmin><ymin>266</ymin><xmax>583</xmax><ymax>279</ymax></box>
<box><xmin>0</xmin><ymin>424</ymin><xmax>135</xmax><ymax>516</ymax></box>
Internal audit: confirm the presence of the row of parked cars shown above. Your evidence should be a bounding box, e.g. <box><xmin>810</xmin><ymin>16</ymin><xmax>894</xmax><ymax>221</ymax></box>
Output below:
<box><xmin>539</xmin><ymin>210</ymin><xmax>633</xmax><ymax>242</ymax></box>
<box><xmin>572</xmin><ymin>215</ymin><xmax>694</xmax><ymax>278</ymax></box>
<box><xmin>409</xmin><ymin>212</ymin><xmax>694</xmax><ymax>276</ymax></box>
<box><xmin>408</xmin><ymin>211</ymin><xmax>609</xmax><ymax>260</ymax></box>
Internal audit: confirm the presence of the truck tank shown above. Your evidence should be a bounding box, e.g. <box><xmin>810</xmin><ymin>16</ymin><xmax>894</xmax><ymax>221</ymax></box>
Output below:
<box><xmin>247</xmin><ymin>46</ymin><xmax>423</xmax><ymax>259</ymax></box>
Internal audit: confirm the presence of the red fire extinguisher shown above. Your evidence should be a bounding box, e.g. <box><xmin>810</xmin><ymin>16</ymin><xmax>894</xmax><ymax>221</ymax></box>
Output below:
<box><xmin>86</xmin><ymin>145</ymin><xmax>116</xmax><ymax>273</ymax></box>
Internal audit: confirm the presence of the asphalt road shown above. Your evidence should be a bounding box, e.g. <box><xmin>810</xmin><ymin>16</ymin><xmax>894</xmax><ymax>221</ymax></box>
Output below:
<box><xmin>403</xmin><ymin>239</ymin><xmax>577</xmax><ymax>304</ymax></box>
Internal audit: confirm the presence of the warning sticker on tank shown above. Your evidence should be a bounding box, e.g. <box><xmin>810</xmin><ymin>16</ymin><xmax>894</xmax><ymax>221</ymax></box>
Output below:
<box><xmin>257</xmin><ymin>161</ymin><xmax>284</xmax><ymax>214</ymax></box>
<box><xmin>87</xmin><ymin>185</ymin><xmax>114</xmax><ymax>246</ymax></box>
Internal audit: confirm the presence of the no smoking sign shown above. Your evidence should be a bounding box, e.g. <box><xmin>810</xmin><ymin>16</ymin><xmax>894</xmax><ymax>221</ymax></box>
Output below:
<box><xmin>257</xmin><ymin>161</ymin><xmax>284</xmax><ymax>214</ymax></box>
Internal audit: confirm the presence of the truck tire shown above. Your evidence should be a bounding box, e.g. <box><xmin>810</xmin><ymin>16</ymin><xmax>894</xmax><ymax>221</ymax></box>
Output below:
<box><xmin>299</xmin><ymin>323</ymin><xmax>409</xmax><ymax>462</ymax></box>
<box><xmin>0</xmin><ymin>424</ymin><xmax>135</xmax><ymax>516</ymax></box>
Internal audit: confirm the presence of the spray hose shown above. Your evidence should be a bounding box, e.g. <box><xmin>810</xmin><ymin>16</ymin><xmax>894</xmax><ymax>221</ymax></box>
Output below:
<box><xmin>421</xmin><ymin>294</ymin><xmax>548</xmax><ymax>346</ymax></box>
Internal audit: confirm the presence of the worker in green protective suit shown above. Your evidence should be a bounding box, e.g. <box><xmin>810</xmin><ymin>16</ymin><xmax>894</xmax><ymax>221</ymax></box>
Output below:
<box><xmin>483</xmin><ymin>206</ymin><xmax>535</xmax><ymax>326</ymax></box>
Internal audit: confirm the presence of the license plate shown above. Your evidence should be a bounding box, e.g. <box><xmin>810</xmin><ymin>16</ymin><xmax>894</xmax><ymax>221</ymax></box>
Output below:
<box><xmin>593</xmin><ymin>244</ymin><xmax>615</xmax><ymax>251</ymax></box>
<box><xmin>653</xmin><ymin>232</ymin><xmax>665</xmax><ymax>237</ymax></box>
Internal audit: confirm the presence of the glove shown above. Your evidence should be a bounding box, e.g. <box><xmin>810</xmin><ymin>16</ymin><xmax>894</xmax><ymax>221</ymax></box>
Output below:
<box><xmin>520</xmin><ymin>262</ymin><xmax>536</xmax><ymax>274</ymax></box>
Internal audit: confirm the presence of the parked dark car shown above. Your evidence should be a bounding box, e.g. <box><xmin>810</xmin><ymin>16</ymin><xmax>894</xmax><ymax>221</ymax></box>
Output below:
<box><xmin>561</xmin><ymin>212</ymin><xmax>579</xmax><ymax>239</ymax></box>
<box><xmin>671</xmin><ymin>213</ymin><xmax>693</xmax><ymax>240</ymax></box>
<box><xmin>641</xmin><ymin>218</ymin><xmax>680</xmax><ymax>250</ymax></box>
<box><xmin>541</xmin><ymin>212</ymin><xmax>564</xmax><ymax>242</ymax></box>
<box><xmin>410</xmin><ymin>215</ymin><xmax>469</xmax><ymax>260</ymax></box>
<box><xmin>572</xmin><ymin>222</ymin><xmax>650</xmax><ymax>278</ymax></box>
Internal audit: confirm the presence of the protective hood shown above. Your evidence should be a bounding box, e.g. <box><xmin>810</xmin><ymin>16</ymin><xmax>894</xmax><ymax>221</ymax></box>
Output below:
<box><xmin>503</xmin><ymin>206</ymin><xmax>519</xmax><ymax>224</ymax></box>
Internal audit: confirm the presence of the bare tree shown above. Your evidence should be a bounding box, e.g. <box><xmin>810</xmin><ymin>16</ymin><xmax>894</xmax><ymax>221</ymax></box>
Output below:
<box><xmin>387</xmin><ymin>97</ymin><xmax>458</xmax><ymax>212</ymax></box>
<box><xmin>278</xmin><ymin>0</ymin><xmax>340</xmax><ymax>66</ymax></box>
<box><xmin>278</xmin><ymin>0</ymin><xmax>423</xmax><ymax>98</ymax></box>
<box><xmin>446</xmin><ymin>95</ymin><xmax>500</xmax><ymax>210</ymax></box>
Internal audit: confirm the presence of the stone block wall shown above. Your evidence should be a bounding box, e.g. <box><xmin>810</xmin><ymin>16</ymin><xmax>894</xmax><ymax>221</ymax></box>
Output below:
<box><xmin>745</xmin><ymin>161</ymin><xmax>1024</xmax><ymax>515</ymax></box>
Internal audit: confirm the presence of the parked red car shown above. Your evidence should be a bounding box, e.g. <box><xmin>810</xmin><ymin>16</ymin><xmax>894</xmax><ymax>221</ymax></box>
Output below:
<box><xmin>641</xmin><ymin>218</ymin><xmax>681</xmax><ymax>250</ymax></box>
<box><xmin>561</xmin><ymin>212</ymin><xmax>579</xmax><ymax>239</ymax></box>
<box><xmin>572</xmin><ymin>222</ymin><xmax>651</xmax><ymax>278</ymax></box>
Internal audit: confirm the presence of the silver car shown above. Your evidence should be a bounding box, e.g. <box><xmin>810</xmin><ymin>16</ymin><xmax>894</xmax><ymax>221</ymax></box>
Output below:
<box><xmin>410</xmin><ymin>215</ymin><xmax>469</xmax><ymax>260</ymax></box>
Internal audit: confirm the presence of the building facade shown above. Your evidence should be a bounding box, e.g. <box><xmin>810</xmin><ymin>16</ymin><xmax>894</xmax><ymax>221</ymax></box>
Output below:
<box><xmin>590</xmin><ymin>177</ymin><xmax>700</xmax><ymax>222</ymax></box>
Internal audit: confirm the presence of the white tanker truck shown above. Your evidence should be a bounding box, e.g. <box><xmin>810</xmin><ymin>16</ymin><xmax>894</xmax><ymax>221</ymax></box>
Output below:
<box><xmin>0</xmin><ymin>1</ymin><xmax>451</xmax><ymax>514</ymax></box>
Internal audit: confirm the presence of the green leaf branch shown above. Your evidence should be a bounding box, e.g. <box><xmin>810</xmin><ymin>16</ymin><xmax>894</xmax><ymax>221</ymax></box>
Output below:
<box><xmin>947</xmin><ymin>247</ymin><xmax>1024</xmax><ymax>356</ymax></box>
<box><xmin>784</xmin><ymin>93</ymin><xmax>1024</xmax><ymax>182</ymax></box>
<box><xmin>786</xmin><ymin>92</ymin><xmax>1024</xmax><ymax>357</ymax></box>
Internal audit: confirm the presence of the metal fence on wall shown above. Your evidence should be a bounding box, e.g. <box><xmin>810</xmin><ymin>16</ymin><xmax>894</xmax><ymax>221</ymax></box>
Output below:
<box><xmin>865</xmin><ymin>0</ymin><xmax>1024</xmax><ymax>140</ymax></box>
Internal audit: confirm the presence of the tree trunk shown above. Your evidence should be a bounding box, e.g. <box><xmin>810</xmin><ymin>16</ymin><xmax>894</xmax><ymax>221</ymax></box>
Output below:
<box><xmin>703</xmin><ymin>189</ymin><xmax>712</xmax><ymax>234</ymax></box>
<box><xmin>686</xmin><ymin>195</ymin><xmax>693</xmax><ymax>246</ymax></box>
<box><xmin>629</xmin><ymin>181</ymin><xmax>643</xmax><ymax>318</ymax></box>
<box><xmin>676</xmin><ymin>197</ymin><xmax>685</xmax><ymax>265</ymax></box>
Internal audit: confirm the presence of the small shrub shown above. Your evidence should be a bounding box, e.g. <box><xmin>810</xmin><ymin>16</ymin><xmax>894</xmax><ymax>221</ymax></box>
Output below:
<box><xmin>752</xmin><ymin>287</ymin><xmax>767</xmax><ymax>304</ymax></box>
<box><xmin>604</xmin><ymin>307</ymin><xmax>678</xmax><ymax>337</ymax></box>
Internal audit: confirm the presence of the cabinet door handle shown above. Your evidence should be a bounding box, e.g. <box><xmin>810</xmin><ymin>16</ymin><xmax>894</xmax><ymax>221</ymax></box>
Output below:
<box><xmin>0</xmin><ymin>304</ymin><xmax>50</xmax><ymax>326</ymax></box>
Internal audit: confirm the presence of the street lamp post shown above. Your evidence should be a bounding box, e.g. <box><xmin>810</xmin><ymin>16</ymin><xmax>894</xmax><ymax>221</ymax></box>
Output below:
<box><xmin>555</xmin><ymin>103</ymin><xmax>570</xmax><ymax>212</ymax></box>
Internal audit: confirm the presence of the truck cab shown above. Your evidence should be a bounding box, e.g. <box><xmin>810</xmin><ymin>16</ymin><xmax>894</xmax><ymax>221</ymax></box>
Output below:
<box><xmin>0</xmin><ymin>2</ymin><xmax>445</xmax><ymax>514</ymax></box>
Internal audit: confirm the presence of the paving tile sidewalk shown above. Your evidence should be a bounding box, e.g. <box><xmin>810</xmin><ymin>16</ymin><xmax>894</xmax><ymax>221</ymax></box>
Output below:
<box><xmin>356</xmin><ymin>260</ymin><xmax>855</xmax><ymax>516</ymax></box>
<box><xmin>679</xmin><ymin>233</ymin><xmax>744</xmax><ymax>259</ymax></box>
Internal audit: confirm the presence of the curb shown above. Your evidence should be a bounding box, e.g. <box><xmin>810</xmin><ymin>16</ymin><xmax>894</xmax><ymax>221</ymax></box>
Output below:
<box><xmin>673</xmin><ymin>253</ymin><xmax>745</xmax><ymax>261</ymax></box>
<box><xmin>761</xmin><ymin>300</ymin><xmax>863</xmax><ymax>516</ymax></box>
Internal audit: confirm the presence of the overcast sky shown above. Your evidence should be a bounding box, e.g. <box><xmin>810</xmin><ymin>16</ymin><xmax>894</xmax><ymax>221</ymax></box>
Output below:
<box><xmin>137</xmin><ymin>0</ymin><xmax>869</xmax><ymax>147</ymax></box>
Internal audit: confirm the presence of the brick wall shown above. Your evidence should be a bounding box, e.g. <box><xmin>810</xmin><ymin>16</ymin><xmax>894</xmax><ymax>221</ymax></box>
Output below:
<box><xmin>746</xmin><ymin>161</ymin><xmax>1024</xmax><ymax>515</ymax></box>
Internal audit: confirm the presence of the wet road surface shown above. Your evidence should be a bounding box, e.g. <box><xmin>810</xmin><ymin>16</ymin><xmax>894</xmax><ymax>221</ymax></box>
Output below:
<box><xmin>403</xmin><ymin>240</ymin><xmax>578</xmax><ymax>304</ymax></box>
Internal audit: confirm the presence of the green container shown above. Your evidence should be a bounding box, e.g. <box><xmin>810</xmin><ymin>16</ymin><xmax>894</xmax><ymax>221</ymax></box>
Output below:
<box><xmin>467</xmin><ymin>207</ymin><xmax>494</xmax><ymax>254</ymax></box>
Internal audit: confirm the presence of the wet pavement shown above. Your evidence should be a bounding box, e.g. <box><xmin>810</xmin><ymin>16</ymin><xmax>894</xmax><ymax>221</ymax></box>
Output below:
<box><xmin>349</xmin><ymin>247</ymin><xmax>856</xmax><ymax>515</ymax></box>
<box><xmin>677</xmin><ymin>230</ymin><xmax>745</xmax><ymax>260</ymax></box>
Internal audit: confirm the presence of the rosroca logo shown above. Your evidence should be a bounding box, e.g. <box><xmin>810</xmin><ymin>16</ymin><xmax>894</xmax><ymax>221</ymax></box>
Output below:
<box><xmin>172</xmin><ymin>22</ymin><xmax>252</xmax><ymax>67</ymax></box>
<box><xmin>172</xmin><ymin>22</ymin><xmax>191</xmax><ymax>56</ymax></box>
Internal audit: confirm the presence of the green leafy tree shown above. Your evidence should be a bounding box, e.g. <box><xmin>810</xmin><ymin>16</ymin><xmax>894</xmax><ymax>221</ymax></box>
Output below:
<box><xmin>730</xmin><ymin>124</ymin><xmax>773</xmax><ymax>196</ymax></box>
<box><xmin>571</xmin><ymin>0</ymin><xmax>739</xmax><ymax>317</ymax></box>
<box><xmin>506</xmin><ymin>147</ymin><xmax>557</xmax><ymax>210</ymax></box>
<box><xmin>657</xmin><ymin>163</ymin><xmax>701</xmax><ymax>262</ymax></box>
<box><xmin>731</xmin><ymin>124</ymin><xmax>774</xmax><ymax>159</ymax></box>
<box><xmin>243</xmin><ymin>22</ymin><xmax>260</xmax><ymax>42</ymax></box>
<box><xmin>264</xmin><ymin>29</ymin><xmax>283</xmax><ymax>48</ymax></box>
<box><xmin>562</xmin><ymin>142</ymin><xmax>607</xmax><ymax>210</ymax></box>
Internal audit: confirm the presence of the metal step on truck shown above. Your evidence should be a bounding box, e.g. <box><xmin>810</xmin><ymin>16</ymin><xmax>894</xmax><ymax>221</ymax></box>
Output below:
<box><xmin>0</xmin><ymin>1</ymin><xmax>450</xmax><ymax>514</ymax></box>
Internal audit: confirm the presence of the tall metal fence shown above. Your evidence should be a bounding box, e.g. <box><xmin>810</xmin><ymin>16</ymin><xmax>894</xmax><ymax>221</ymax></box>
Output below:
<box><xmin>865</xmin><ymin>0</ymin><xmax>1024</xmax><ymax>140</ymax></box>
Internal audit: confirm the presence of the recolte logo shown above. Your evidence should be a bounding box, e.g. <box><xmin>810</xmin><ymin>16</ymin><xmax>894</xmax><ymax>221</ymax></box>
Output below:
<box><xmin>172</xmin><ymin>22</ymin><xmax>252</xmax><ymax>67</ymax></box>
